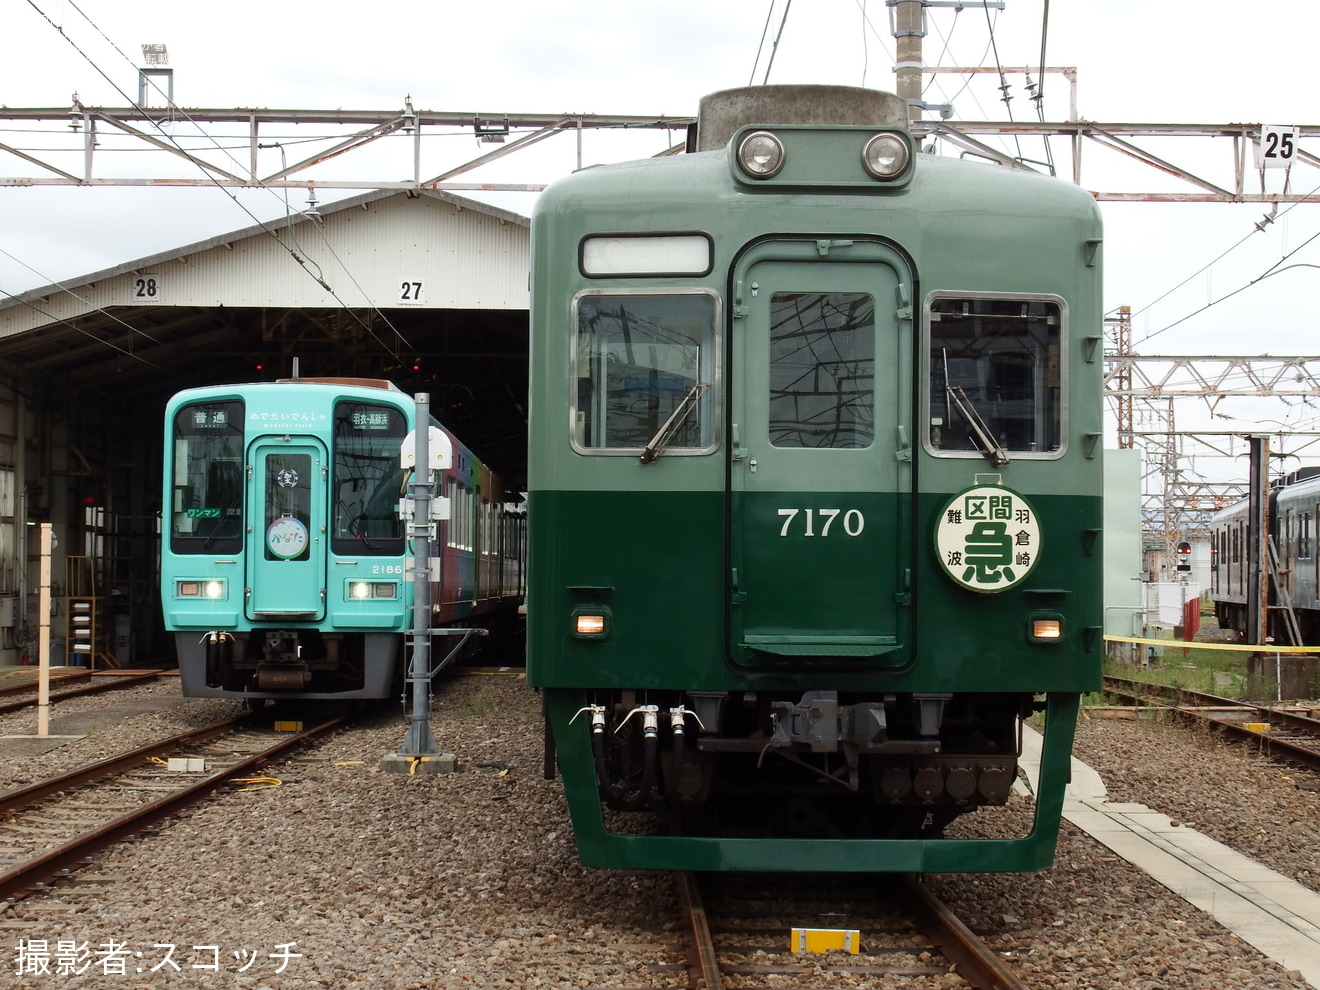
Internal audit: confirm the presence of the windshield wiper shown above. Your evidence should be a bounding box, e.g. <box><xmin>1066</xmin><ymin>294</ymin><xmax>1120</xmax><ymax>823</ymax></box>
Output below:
<box><xmin>640</xmin><ymin>383</ymin><xmax>709</xmax><ymax>464</ymax></box>
<box><xmin>947</xmin><ymin>385</ymin><xmax>1010</xmax><ymax>468</ymax></box>
<box><xmin>202</xmin><ymin>498</ymin><xmax>241</xmax><ymax>549</ymax></box>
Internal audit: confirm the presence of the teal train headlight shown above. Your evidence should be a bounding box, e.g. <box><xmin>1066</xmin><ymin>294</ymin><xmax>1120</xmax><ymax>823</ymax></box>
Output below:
<box><xmin>348</xmin><ymin>580</ymin><xmax>398</xmax><ymax>600</ymax></box>
<box><xmin>862</xmin><ymin>132</ymin><xmax>909</xmax><ymax>180</ymax></box>
<box><xmin>177</xmin><ymin>579</ymin><xmax>226</xmax><ymax>600</ymax></box>
<box><xmin>737</xmin><ymin>130</ymin><xmax>785</xmax><ymax>179</ymax></box>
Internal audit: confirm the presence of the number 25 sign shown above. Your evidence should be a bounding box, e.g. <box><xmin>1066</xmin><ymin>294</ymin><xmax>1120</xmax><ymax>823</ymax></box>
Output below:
<box><xmin>1259</xmin><ymin>125</ymin><xmax>1299</xmax><ymax>169</ymax></box>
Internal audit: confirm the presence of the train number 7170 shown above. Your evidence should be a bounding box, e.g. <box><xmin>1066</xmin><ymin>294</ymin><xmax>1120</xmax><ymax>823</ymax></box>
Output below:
<box><xmin>777</xmin><ymin>508</ymin><xmax>865</xmax><ymax>537</ymax></box>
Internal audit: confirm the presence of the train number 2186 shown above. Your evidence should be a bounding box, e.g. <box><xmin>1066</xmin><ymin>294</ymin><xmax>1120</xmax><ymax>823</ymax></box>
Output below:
<box><xmin>777</xmin><ymin>508</ymin><xmax>865</xmax><ymax>537</ymax></box>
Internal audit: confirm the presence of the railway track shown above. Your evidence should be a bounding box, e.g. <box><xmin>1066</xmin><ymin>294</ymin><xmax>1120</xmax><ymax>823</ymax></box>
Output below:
<box><xmin>1103</xmin><ymin>674</ymin><xmax>1320</xmax><ymax>775</ymax></box>
<box><xmin>675</xmin><ymin>870</ymin><xmax>1031</xmax><ymax>990</ymax></box>
<box><xmin>0</xmin><ymin>711</ymin><xmax>351</xmax><ymax>903</ymax></box>
<box><xmin>0</xmin><ymin>670</ymin><xmax>160</xmax><ymax>717</ymax></box>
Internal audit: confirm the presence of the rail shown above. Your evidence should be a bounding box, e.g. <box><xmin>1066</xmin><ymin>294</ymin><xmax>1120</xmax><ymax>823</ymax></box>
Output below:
<box><xmin>0</xmin><ymin>670</ymin><xmax>159</xmax><ymax>716</ymax></box>
<box><xmin>1103</xmin><ymin>675</ymin><xmax>1320</xmax><ymax>776</ymax></box>
<box><xmin>674</xmin><ymin>870</ymin><xmax>1033</xmax><ymax>990</ymax></box>
<box><xmin>0</xmin><ymin>712</ymin><xmax>352</xmax><ymax>901</ymax></box>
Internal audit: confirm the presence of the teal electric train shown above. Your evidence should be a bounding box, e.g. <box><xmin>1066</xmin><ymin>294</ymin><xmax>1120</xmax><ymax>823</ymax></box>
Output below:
<box><xmin>161</xmin><ymin>377</ymin><xmax>524</xmax><ymax>701</ymax></box>
<box><xmin>527</xmin><ymin>85</ymin><xmax>1104</xmax><ymax>872</ymax></box>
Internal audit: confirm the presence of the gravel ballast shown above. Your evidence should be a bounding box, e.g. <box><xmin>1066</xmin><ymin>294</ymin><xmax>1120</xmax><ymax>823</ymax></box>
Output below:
<box><xmin>1</xmin><ymin>675</ymin><xmax>1315</xmax><ymax>988</ymax></box>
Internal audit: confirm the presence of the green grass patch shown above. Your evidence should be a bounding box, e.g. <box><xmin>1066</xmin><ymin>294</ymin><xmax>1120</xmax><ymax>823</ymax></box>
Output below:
<box><xmin>1104</xmin><ymin>644</ymin><xmax>1250</xmax><ymax>696</ymax></box>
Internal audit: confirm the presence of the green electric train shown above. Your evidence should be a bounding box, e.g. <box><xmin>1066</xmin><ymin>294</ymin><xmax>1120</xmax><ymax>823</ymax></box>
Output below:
<box><xmin>527</xmin><ymin>85</ymin><xmax>1104</xmax><ymax>872</ymax></box>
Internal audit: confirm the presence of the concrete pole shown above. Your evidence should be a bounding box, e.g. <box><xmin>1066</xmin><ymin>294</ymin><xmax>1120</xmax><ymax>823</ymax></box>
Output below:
<box><xmin>894</xmin><ymin>1</ymin><xmax>925</xmax><ymax>123</ymax></box>
<box><xmin>37</xmin><ymin>523</ymin><xmax>52</xmax><ymax>736</ymax></box>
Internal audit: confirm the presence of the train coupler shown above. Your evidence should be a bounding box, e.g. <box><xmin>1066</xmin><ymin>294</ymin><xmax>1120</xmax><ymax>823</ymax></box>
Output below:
<box><xmin>256</xmin><ymin>664</ymin><xmax>311</xmax><ymax>690</ymax></box>
<box><xmin>769</xmin><ymin>690</ymin><xmax>888</xmax><ymax>753</ymax></box>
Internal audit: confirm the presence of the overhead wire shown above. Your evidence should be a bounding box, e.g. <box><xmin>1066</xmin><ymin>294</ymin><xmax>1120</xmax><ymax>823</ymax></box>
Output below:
<box><xmin>920</xmin><ymin>3</ymin><xmax>962</xmax><ymax>105</ymax></box>
<box><xmin>1030</xmin><ymin>0</ymin><xmax>1056</xmax><ymax>173</ymax></box>
<box><xmin>0</xmin><ymin>244</ymin><xmax>164</xmax><ymax>348</ymax></box>
<box><xmin>61</xmin><ymin>0</ymin><xmax>413</xmax><ymax>359</ymax></box>
<box><xmin>21</xmin><ymin>0</ymin><xmax>414</xmax><ymax>363</ymax></box>
<box><xmin>748</xmin><ymin>1</ymin><xmax>777</xmax><ymax>86</ymax></box>
<box><xmin>0</xmin><ymin>286</ymin><xmax>168</xmax><ymax>372</ymax></box>
<box><xmin>851</xmin><ymin>0</ymin><xmax>897</xmax><ymax>83</ymax></box>
<box><xmin>1137</xmin><ymin>254</ymin><xmax>1320</xmax><ymax>347</ymax></box>
<box><xmin>926</xmin><ymin>34</ymin><xmax>996</xmax><ymax>118</ymax></box>
<box><xmin>761</xmin><ymin>0</ymin><xmax>794</xmax><ymax>85</ymax></box>
<box><xmin>1131</xmin><ymin>174</ymin><xmax>1320</xmax><ymax>346</ymax></box>
<box><xmin>980</xmin><ymin>4</ymin><xmax>1026</xmax><ymax>165</ymax></box>
<box><xmin>860</xmin><ymin>0</ymin><xmax>869</xmax><ymax>88</ymax></box>
<box><xmin>1035</xmin><ymin>0</ymin><xmax>1050</xmax><ymax>109</ymax></box>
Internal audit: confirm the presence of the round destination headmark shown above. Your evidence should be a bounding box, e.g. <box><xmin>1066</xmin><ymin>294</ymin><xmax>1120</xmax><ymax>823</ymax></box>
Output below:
<box><xmin>266</xmin><ymin>515</ymin><xmax>309</xmax><ymax>559</ymax></box>
<box><xmin>934</xmin><ymin>485</ymin><xmax>1041</xmax><ymax>593</ymax></box>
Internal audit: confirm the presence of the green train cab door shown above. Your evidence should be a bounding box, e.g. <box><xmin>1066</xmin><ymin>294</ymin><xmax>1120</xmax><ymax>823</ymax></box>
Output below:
<box><xmin>728</xmin><ymin>239</ymin><xmax>914</xmax><ymax>667</ymax></box>
<box><xmin>245</xmin><ymin>439</ymin><xmax>327</xmax><ymax>621</ymax></box>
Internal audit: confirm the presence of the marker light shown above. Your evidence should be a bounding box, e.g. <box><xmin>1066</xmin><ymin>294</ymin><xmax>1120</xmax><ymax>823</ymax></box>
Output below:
<box><xmin>737</xmin><ymin>130</ymin><xmax>785</xmax><ymax>178</ymax></box>
<box><xmin>862</xmin><ymin>132</ymin><xmax>910</xmax><ymax>179</ymax></box>
<box><xmin>576</xmin><ymin>614</ymin><xmax>606</xmax><ymax>636</ymax></box>
<box><xmin>1031</xmin><ymin>618</ymin><xmax>1062</xmax><ymax>640</ymax></box>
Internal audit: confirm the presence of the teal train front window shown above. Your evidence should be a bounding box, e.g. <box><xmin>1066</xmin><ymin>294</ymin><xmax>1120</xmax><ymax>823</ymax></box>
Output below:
<box><xmin>573</xmin><ymin>291</ymin><xmax>717</xmax><ymax>453</ymax></box>
<box><xmin>331</xmin><ymin>400</ymin><xmax>407</xmax><ymax>555</ymax></box>
<box><xmin>926</xmin><ymin>295</ymin><xmax>1065</xmax><ymax>458</ymax></box>
<box><xmin>264</xmin><ymin>453</ymin><xmax>311</xmax><ymax>562</ymax></box>
<box><xmin>170</xmin><ymin>400</ymin><xmax>244</xmax><ymax>554</ymax></box>
<box><xmin>768</xmin><ymin>291</ymin><xmax>875</xmax><ymax>448</ymax></box>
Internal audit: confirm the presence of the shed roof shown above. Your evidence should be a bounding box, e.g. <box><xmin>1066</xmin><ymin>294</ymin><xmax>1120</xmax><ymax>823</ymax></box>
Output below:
<box><xmin>0</xmin><ymin>189</ymin><xmax>532</xmax><ymax>480</ymax></box>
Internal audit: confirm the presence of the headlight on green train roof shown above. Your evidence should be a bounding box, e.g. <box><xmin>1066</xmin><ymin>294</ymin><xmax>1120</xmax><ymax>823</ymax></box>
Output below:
<box><xmin>737</xmin><ymin>130</ymin><xmax>785</xmax><ymax>178</ymax></box>
<box><xmin>862</xmin><ymin>132</ymin><xmax>909</xmax><ymax>180</ymax></box>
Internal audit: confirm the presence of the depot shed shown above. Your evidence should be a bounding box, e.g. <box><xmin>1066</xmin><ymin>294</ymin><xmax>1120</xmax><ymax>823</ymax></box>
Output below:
<box><xmin>0</xmin><ymin>189</ymin><xmax>530</xmax><ymax>667</ymax></box>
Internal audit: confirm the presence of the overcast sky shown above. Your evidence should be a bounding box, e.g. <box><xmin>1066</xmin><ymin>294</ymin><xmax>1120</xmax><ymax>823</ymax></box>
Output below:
<box><xmin>4</xmin><ymin>0</ymin><xmax>1320</xmax><ymax>457</ymax></box>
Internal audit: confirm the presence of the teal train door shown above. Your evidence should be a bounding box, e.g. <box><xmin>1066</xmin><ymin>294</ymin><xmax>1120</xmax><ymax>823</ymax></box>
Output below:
<box><xmin>246</xmin><ymin>440</ymin><xmax>326</xmax><ymax>620</ymax></box>
<box><xmin>728</xmin><ymin>240</ymin><xmax>913</xmax><ymax>665</ymax></box>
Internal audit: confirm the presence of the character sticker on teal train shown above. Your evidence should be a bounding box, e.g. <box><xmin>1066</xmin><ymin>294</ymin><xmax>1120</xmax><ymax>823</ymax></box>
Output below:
<box><xmin>934</xmin><ymin>485</ymin><xmax>1041</xmax><ymax>593</ymax></box>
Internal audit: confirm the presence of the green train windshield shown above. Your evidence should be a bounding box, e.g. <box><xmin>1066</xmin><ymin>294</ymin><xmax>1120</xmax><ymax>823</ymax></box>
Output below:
<box><xmin>769</xmin><ymin>291</ymin><xmax>876</xmax><ymax>449</ymax></box>
<box><xmin>926</xmin><ymin>296</ymin><xmax>1063</xmax><ymax>459</ymax></box>
<box><xmin>573</xmin><ymin>291</ymin><xmax>717</xmax><ymax>454</ymax></box>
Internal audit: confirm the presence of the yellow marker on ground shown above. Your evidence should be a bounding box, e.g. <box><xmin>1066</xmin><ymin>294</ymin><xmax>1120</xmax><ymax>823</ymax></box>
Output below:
<box><xmin>791</xmin><ymin>928</ymin><xmax>860</xmax><ymax>954</ymax></box>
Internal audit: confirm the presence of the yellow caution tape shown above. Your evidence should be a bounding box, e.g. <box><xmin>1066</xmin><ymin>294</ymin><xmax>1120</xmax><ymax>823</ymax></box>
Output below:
<box><xmin>1104</xmin><ymin>635</ymin><xmax>1320</xmax><ymax>654</ymax></box>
